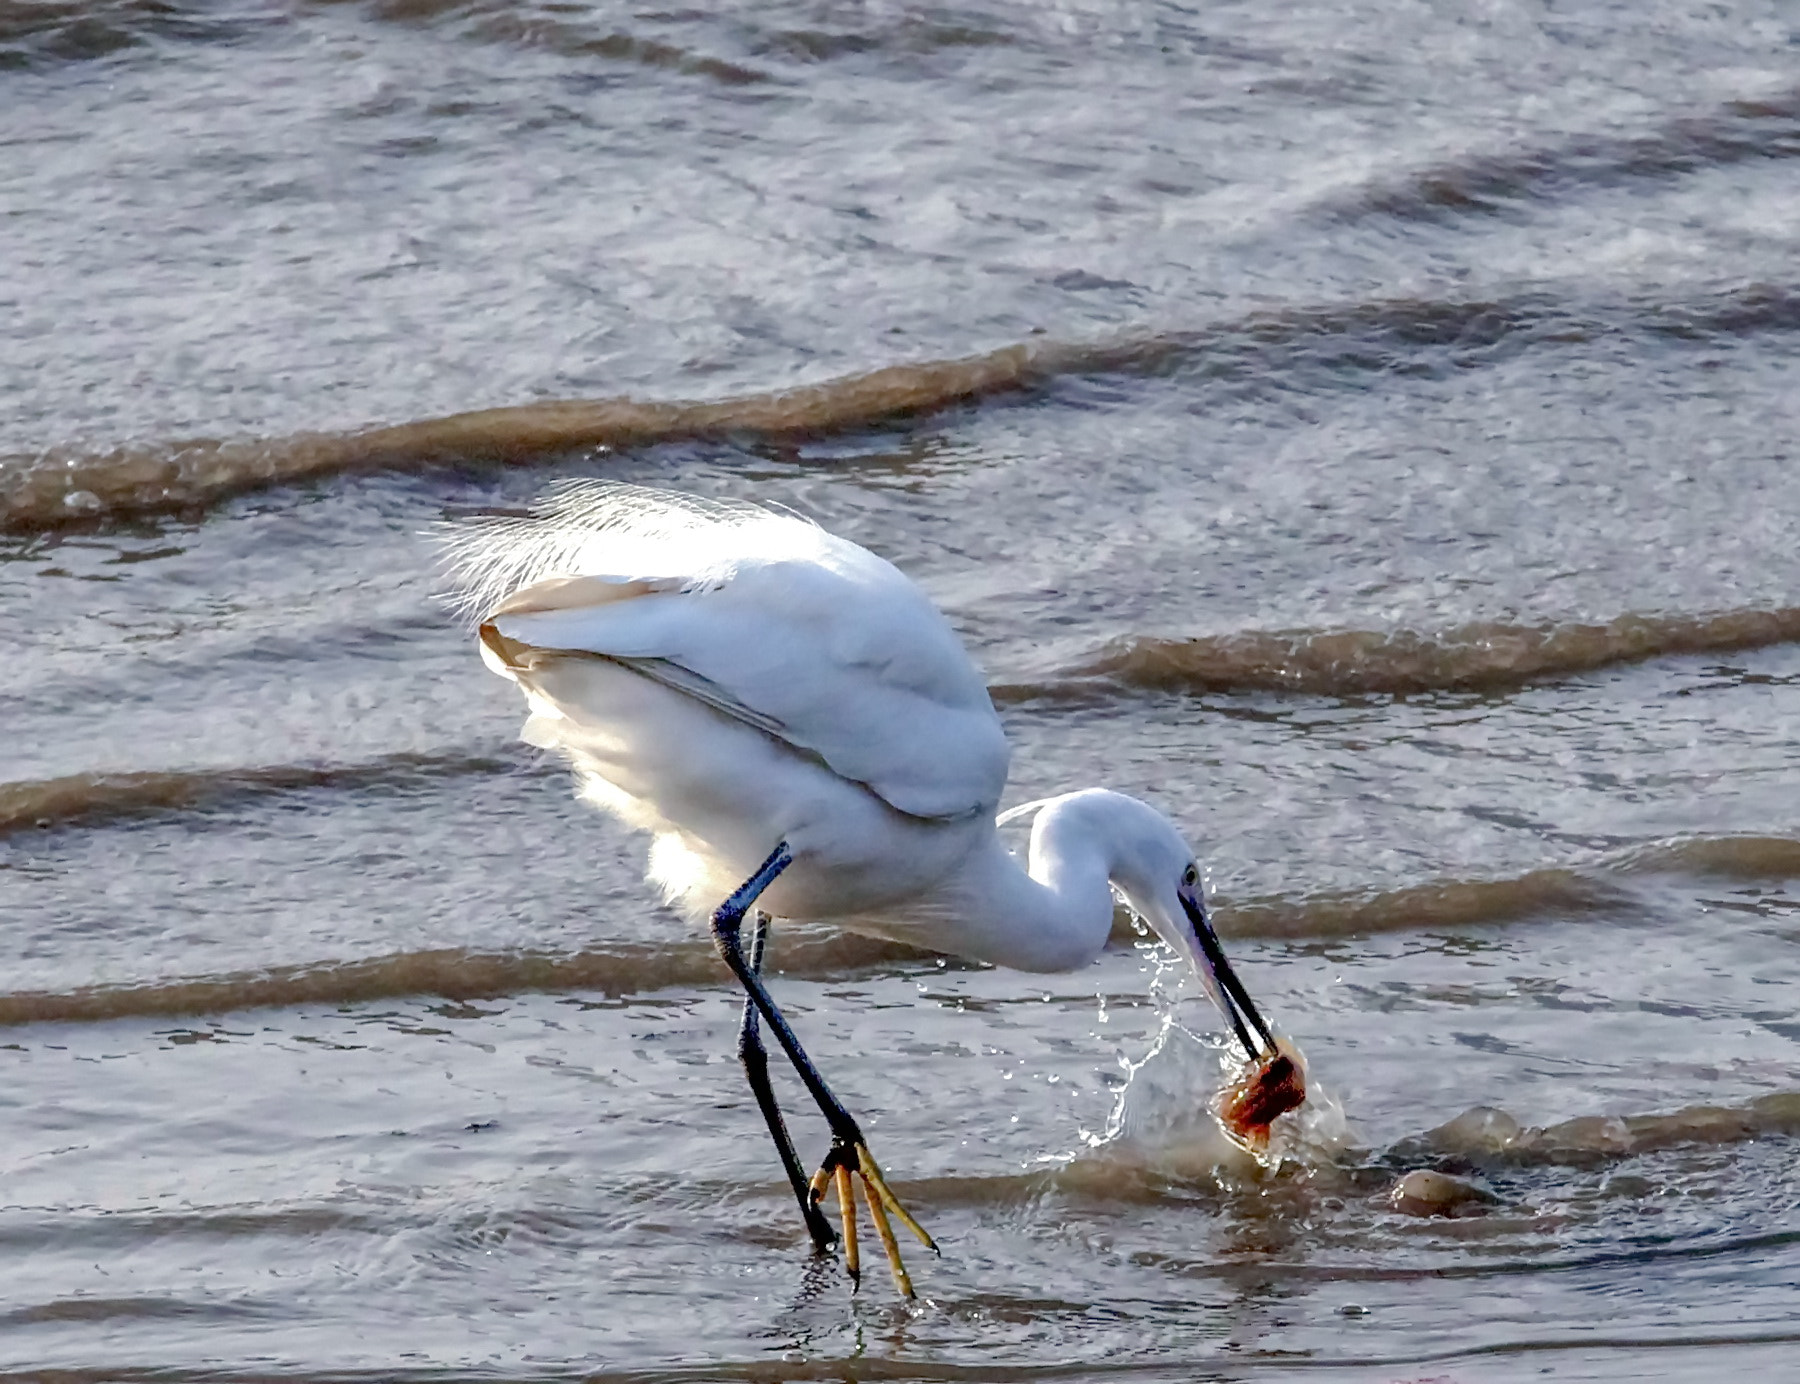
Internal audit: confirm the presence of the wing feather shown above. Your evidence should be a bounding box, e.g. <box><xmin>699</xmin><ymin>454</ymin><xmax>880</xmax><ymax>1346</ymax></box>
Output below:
<box><xmin>453</xmin><ymin>482</ymin><xmax>1011</xmax><ymax>821</ymax></box>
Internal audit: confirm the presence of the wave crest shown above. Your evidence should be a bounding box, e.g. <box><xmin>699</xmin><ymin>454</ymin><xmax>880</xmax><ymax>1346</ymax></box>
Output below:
<box><xmin>0</xmin><ymin>934</ymin><xmax>932</xmax><ymax>1027</ymax></box>
<box><xmin>992</xmin><ymin>608</ymin><xmax>1800</xmax><ymax>700</ymax></box>
<box><xmin>0</xmin><ymin>755</ymin><xmax>503</xmax><ymax>837</ymax></box>
<box><xmin>0</xmin><ymin>345</ymin><xmax>1048</xmax><ymax>532</ymax></box>
<box><xmin>14</xmin><ymin>281</ymin><xmax>1800</xmax><ymax>532</ymax></box>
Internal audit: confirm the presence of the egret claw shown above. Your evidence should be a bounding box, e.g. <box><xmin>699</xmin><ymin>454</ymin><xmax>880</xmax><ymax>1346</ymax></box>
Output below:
<box><xmin>808</xmin><ymin>1140</ymin><xmax>934</xmax><ymax>1298</ymax></box>
<box><xmin>833</xmin><ymin>1164</ymin><xmax>860</xmax><ymax>1281</ymax></box>
<box><xmin>859</xmin><ymin>1172</ymin><xmax>911</xmax><ymax>1298</ymax></box>
<box><xmin>854</xmin><ymin>1144</ymin><xmax>938</xmax><ymax>1255</ymax></box>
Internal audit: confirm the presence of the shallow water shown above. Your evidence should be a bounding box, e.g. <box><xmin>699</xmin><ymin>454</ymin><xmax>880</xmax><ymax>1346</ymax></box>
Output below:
<box><xmin>4</xmin><ymin>0</ymin><xmax>1800</xmax><ymax>1377</ymax></box>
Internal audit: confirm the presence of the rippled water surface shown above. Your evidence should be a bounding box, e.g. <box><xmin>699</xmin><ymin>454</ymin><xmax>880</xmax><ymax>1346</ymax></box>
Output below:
<box><xmin>4</xmin><ymin>0</ymin><xmax>1800</xmax><ymax>1378</ymax></box>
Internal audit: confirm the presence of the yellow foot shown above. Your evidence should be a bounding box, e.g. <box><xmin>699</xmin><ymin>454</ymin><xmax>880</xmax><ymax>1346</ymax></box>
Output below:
<box><xmin>807</xmin><ymin>1140</ymin><xmax>937</xmax><ymax>1298</ymax></box>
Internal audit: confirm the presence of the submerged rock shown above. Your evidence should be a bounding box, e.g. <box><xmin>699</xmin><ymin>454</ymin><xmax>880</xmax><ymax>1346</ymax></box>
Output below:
<box><xmin>1388</xmin><ymin>1168</ymin><xmax>1499</xmax><ymax>1217</ymax></box>
<box><xmin>1426</xmin><ymin>1105</ymin><xmax>1523</xmax><ymax>1155</ymax></box>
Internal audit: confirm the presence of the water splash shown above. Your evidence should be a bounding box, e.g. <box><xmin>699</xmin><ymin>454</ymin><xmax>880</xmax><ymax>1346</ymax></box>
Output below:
<box><xmin>1057</xmin><ymin>942</ymin><xmax>1350</xmax><ymax>1180</ymax></box>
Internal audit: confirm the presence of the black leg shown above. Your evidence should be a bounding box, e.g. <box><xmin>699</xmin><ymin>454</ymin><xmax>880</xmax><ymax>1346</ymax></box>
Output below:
<box><xmin>740</xmin><ymin>909</ymin><xmax>837</xmax><ymax>1252</ymax></box>
<box><xmin>710</xmin><ymin>843</ymin><xmax>865</xmax><ymax>1150</ymax></box>
<box><xmin>712</xmin><ymin>841</ymin><xmax>937</xmax><ymax>1296</ymax></box>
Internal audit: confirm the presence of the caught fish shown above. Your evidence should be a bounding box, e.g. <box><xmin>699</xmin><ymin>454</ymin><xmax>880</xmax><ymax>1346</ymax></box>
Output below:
<box><xmin>1214</xmin><ymin>1038</ymin><xmax>1307</xmax><ymax>1153</ymax></box>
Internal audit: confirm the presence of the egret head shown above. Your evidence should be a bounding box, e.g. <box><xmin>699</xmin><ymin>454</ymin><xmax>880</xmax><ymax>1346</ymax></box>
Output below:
<box><xmin>1098</xmin><ymin>796</ymin><xmax>1278</xmax><ymax>1063</ymax></box>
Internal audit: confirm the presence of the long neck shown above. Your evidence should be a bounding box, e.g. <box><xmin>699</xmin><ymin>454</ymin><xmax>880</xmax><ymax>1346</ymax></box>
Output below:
<box><xmin>929</xmin><ymin>797</ymin><xmax>1120</xmax><ymax>973</ymax></box>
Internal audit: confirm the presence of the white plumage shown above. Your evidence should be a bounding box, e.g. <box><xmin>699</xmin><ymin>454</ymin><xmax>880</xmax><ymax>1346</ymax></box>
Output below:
<box><xmin>448</xmin><ymin>480</ymin><xmax>1273</xmax><ymax>988</ymax></box>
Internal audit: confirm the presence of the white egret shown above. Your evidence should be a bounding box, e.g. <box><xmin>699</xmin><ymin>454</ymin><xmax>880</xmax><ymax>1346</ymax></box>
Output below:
<box><xmin>449</xmin><ymin>480</ymin><xmax>1291</xmax><ymax>1296</ymax></box>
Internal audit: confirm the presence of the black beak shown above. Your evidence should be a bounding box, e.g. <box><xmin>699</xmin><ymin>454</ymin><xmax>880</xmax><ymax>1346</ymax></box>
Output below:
<box><xmin>1180</xmin><ymin>888</ymin><xmax>1277</xmax><ymax>1062</ymax></box>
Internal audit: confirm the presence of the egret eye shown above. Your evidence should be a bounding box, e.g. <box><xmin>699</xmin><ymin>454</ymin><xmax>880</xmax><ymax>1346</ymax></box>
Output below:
<box><xmin>1181</xmin><ymin>864</ymin><xmax>1199</xmax><ymax>888</ymax></box>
